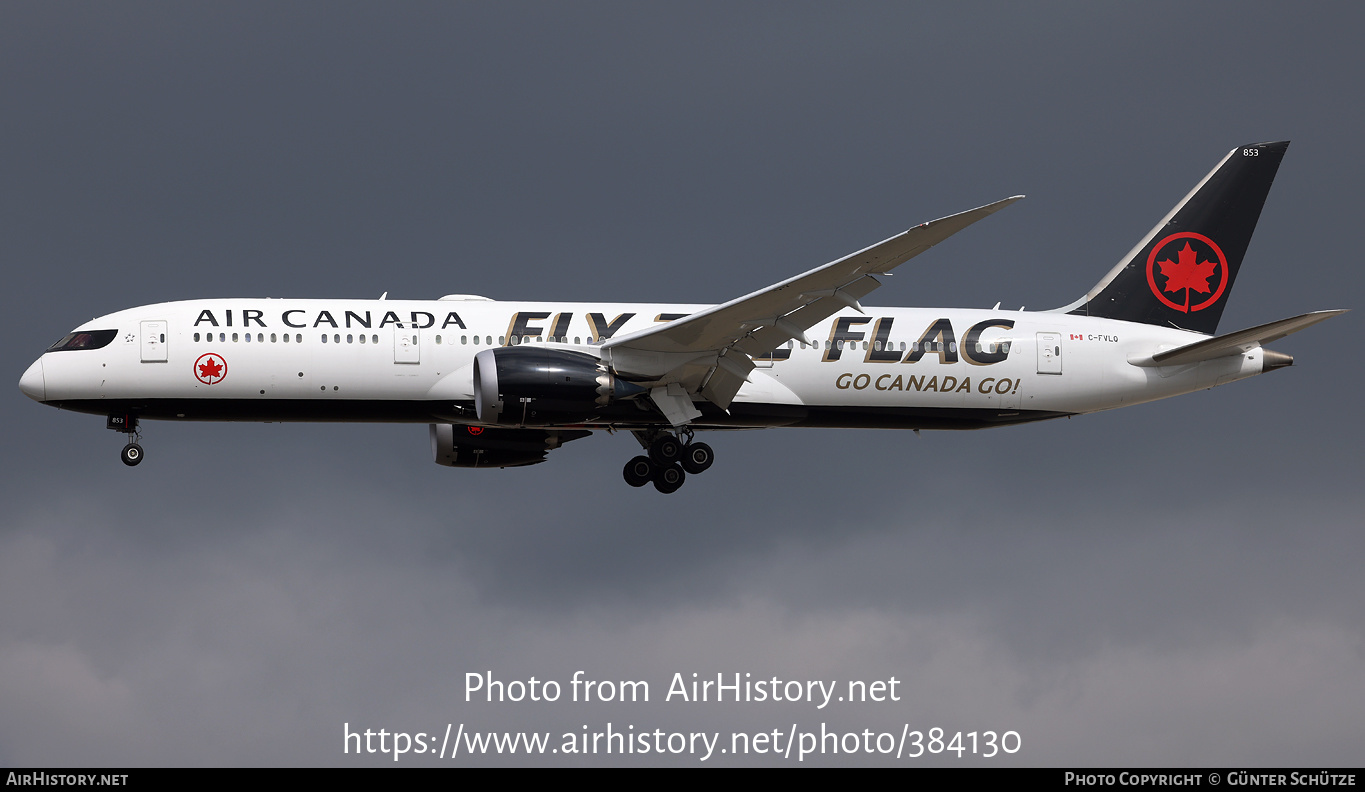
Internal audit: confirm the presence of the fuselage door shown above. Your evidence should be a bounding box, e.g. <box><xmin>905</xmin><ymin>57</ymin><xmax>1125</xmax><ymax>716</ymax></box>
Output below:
<box><xmin>140</xmin><ymin>320</ymin><xmax>168</xmax><ymax>362</ymax></box>
<box><xmin>395</xmin><ymin>325</ymin><xmax>420</xmax><ymax>364</ymax></box>
<box><xmin>1037</xmin><ymin>332</ymin><xmax>1062</xmax><ymax>375</ymax></box>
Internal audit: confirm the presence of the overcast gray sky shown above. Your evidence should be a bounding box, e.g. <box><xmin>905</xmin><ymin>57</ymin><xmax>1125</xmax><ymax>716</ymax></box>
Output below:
<box><xmin>3</xmin><ymin>1</ymin><xmax>1361</xmax><ymax>766</ymax></box>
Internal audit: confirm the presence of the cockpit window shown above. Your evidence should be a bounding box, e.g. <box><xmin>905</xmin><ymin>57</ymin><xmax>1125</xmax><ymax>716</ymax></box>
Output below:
<box><xmin>46</xmin><ymin>329</ymin><xmax>118</xmax><ymax>352</ymax></box>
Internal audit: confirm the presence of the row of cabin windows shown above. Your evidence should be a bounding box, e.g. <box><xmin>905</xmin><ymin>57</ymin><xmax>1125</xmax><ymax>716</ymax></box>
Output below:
<box><xmin>796</xmin><ymin>340</ymin><xmax>1007</xmax><ymax>354</ymax></box>
<box><xmin>196</xmin><ymin>332</ymin><xmax>305</xmax><ymax>343</ymax></box>
<box><xmin>439</xmin><ymin>335</ymin><xmax>595</xmax><ymax>346</ymax></box>
<box><xmin>194</xmin><ymin>332</ymin><xmax>389</xmax><ymax>344</ymax></box>
<box><xmin>321</xmin><ymin>334</ymin><xmax>381</xmax><ymax>344</ymax></box>
<box><xmin>427</xmin><ymin>335</ymin><xmax>612</xmax><ymax>346</ymax></box>
<box><xmin>192</xmin><ymin>331</ymin><xmax>1005</xmax><ymax>356</ymax></box>
<box><xmin>193</xmin><ymin>331</ymin><xmax>583</xmax><ymax>347</ymax></box>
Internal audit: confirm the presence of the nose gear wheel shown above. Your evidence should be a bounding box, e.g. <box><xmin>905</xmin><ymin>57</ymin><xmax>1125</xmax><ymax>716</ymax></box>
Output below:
<box><xmin>121</xmin><ymin>442</ymin><xmax>144</xmax><ymax>466</ymax></box>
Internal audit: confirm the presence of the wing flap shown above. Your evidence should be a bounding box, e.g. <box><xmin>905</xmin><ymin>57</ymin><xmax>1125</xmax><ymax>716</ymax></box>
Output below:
<box><xmin>699</xmin><ymin>365</ymin><xmax>748</xmax><ymax>410</ymax></box>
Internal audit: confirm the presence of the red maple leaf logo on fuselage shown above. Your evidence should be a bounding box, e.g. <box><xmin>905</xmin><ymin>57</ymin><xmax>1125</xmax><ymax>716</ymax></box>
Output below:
<box><xmin>194</xmin><ymin>354</ymin><xmax>226</xmax><ymax>384</ymax></box>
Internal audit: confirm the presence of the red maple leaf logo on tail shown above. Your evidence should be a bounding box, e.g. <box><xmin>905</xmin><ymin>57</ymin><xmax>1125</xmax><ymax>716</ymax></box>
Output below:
<box><xmin>1157</xmin><ymin>242</ymin><xmax>1219</xmax><ymax>312</ymax></box>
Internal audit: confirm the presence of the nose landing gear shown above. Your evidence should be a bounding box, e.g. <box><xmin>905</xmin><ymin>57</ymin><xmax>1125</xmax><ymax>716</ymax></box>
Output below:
<box><xmin>624</xmin><ymin>428</ymin><xmax>713</xmax><ymax>493</ymax></box>
<box><xmin>108</xmin><ymin>413</ymin><xmax>144</xmax><ymax>467</ymax></box>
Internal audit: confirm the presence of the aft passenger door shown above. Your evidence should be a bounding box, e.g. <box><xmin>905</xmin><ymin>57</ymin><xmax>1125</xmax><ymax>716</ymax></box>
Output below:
<box><xmin>1037</xmin><ymin>332</ymin><xmax>1062</xmax><ymax>375</ymax></box>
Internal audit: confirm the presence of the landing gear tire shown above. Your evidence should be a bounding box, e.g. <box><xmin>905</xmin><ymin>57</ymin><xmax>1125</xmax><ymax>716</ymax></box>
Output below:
<box><xmin>680</xmin><ymin>442</ymin><xmax>714</xmax><ymax>475</ymax></box>
<box><xmin>651</xmin><ymin>463</ymin><xmax>686</xmax><ymax>494</ymax></box>
<box><xmin>121</xmin><ymin>443</ymin><xmax>144</xmax><ymax>467</ymax></box>
<box><xmin>623</xmin><ymin>455</ymin><xmax>654</xmax><ymax>487</ymax></box>
<box><xmin>649</xmin><ymin>434</ymin><xmax>682</xmax><ymax>465</ymax></box>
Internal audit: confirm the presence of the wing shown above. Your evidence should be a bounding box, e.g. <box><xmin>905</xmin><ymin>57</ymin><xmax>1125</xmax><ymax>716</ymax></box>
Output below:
<box><xmin>603</xmin><ymin>196</ymin><xmax>1023</xmax><ymax>413</ymax></box>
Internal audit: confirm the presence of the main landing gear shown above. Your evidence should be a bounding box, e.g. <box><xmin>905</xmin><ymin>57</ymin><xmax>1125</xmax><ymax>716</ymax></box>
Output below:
<box><xmin>108</xmin><ymin>413</ymin><xmax>143</xmax><ymax>467</ymax></box>
<box><xmin>623</xmin><ymin>428</ymin><xmax>714</xmax><ymax>494</ymax></box>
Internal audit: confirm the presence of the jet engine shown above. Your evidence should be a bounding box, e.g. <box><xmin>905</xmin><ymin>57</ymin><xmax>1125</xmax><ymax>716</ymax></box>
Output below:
<box><xmin>430</xmin><ymin>424</ymin><xmax>591</xmax><ymax>468</ymax></box>
<box><xmin>472</xmin><ymin>347</ymin><xmax>645</xmax><ymax>426</ymax></box>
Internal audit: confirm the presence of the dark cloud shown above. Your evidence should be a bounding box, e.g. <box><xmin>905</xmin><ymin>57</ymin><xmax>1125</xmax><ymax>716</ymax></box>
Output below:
<box><xmin>3</xmin><ymin>1</ymin><xmax>1362</xmax><ymax>766</ymax></box>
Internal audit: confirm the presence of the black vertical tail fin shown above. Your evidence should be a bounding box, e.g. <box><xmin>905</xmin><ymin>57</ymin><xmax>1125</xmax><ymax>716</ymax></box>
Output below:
<box><xmin>1061</xmin><ymin>141</ymin><xmax>1288</xmax><ymax>335</ymax></box>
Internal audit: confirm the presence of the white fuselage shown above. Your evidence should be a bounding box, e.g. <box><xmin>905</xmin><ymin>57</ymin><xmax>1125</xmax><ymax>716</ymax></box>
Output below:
<box><xmin>24</xmin><ymin>296</ymin><xmax>1264</xmax><ymax>430</ymax></box>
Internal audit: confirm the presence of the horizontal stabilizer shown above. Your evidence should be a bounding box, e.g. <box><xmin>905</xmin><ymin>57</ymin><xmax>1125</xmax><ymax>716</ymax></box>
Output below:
<box><xmin>1129</xmin><ymin>310</ymin><xmax>1347</xmax><ymax>367</ymax></box>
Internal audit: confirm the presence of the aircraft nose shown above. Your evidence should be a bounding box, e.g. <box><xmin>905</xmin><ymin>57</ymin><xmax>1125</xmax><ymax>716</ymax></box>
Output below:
<box><xmin>19</xmin><ymin>358</ymin><xmax>45</xmax><ymax>402</ymax></box>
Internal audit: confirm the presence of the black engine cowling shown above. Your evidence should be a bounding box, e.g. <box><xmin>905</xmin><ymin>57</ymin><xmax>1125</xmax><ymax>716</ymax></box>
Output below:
<box><xmin>430</xmin><ymin>424</ymin><xmax>591</xmax><ymax>468</ymax></box>
<box><xmin>472</xmin><ymin>347</ymin><xmax>645</xmax><ymax>426</ymax></box>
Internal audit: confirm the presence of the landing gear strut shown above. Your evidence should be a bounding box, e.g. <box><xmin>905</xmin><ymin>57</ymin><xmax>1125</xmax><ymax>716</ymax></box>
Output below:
<box><xmin>624</xmin><ymin>428</ymin><xmax>713</xmax><ymax>493</ymax></box>
<box><xmin>108</xmin><ymin>413</ymin><xmax>143</xmax><ymax>467</ymax></box>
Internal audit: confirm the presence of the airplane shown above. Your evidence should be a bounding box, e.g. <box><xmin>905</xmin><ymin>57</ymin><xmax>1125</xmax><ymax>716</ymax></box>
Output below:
<box><xmin>18</xmin><ymin>141</ymin><xmax>1346</xmax><ymax>493</ymax></box>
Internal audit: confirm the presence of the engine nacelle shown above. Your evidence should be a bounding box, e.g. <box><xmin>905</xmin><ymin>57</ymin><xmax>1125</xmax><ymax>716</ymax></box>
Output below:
<box><xmin>472</xmin><ymin>347</ymin><xmax>644</xmax><ymax>426</ymax></box>
<box><xmin>430</xmin><ymin>424</ymin><xmax>591</xmax><ymax>468</ymax></box>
